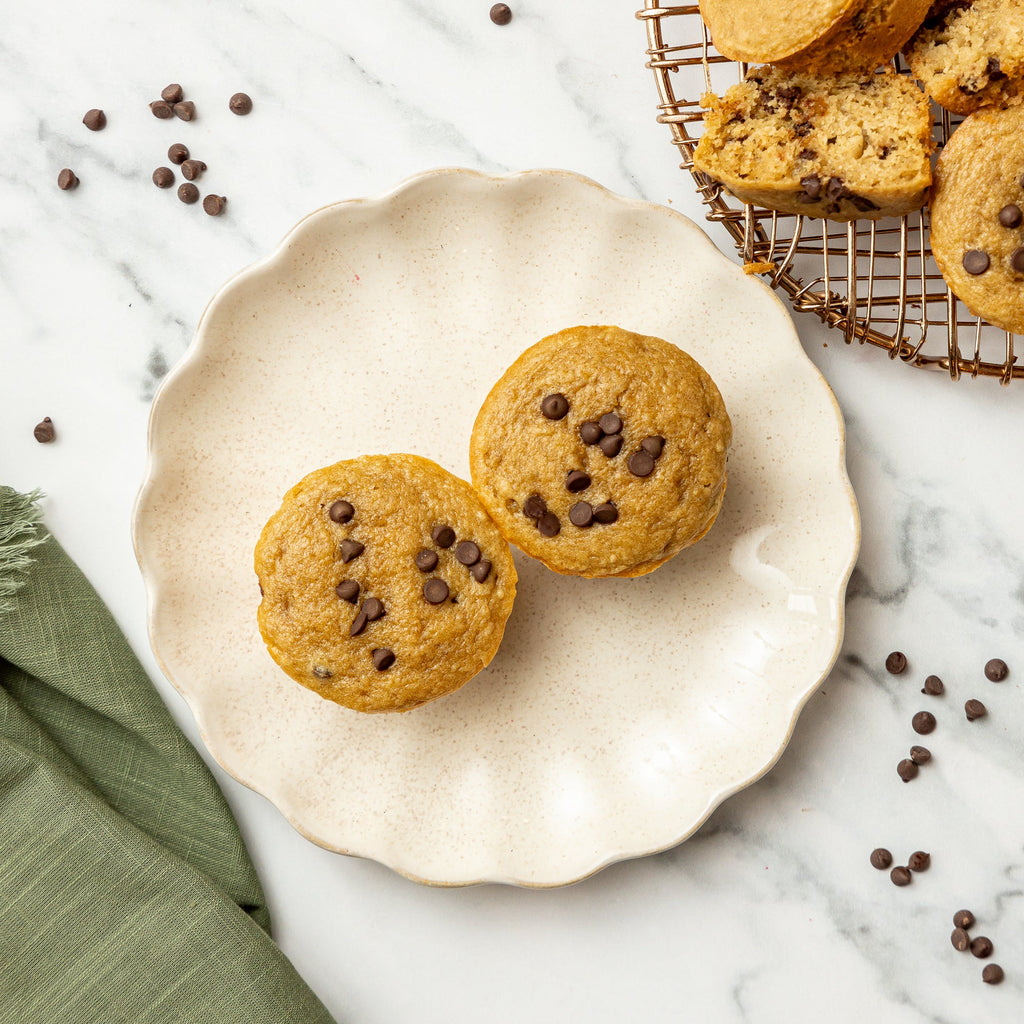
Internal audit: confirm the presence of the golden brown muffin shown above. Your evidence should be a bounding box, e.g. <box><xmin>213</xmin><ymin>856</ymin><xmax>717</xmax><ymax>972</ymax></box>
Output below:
<box><xmin>255</xmin><ymin>454</ymin><xmax>517</xmax><ymax>713</ymax></box>
<box><xmin>929</xmin><ymin>105</ymin><xmax>1024</xmax><ymax>335</ymax></box>
<box><xmin>469</xmin><ymin>326</ymin><xmax>732</xmax><ymax>579</ymax></box>
<box><xmin>693</xmin><ymin>67</ymin><xmax>933</xmax><ymax>221</ymax></box>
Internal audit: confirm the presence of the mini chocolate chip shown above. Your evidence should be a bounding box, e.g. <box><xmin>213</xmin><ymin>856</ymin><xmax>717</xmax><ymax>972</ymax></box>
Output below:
<box><xmin>963</xmin><ymin>250</ymin><xmax>990</xmax><ymax>275</ymax></box>
<box><xmin>593</xmin><ymin>502</ymin><xmax>618</xmax><ymax>524</ymax></box>
<box><xmin>229</xmin><ymin>92</ymin><xmax>253</xmax><ymax>115</ymax></box>
<box><xmin>999</xmin><ymin>204</ymin><xmax>1023</xmax><ymax>228</ymax></box>
<box><xmin>870</xmin><ymin>848</ymin><xmax>892</xmax><ymax>870</ymax></box>
<box><xmin>912</xmin><ymin>711</ymin><xmax>936</xmax><ymax>734</ymax></box>
<box><xmin>350</xmin><ymin>609</ymin><xmax>368</xmax><ymax>636</ymax></box>
<box><xmin>569</xmin><ymin>501</ymin><xmax>594</xmax><ymax>528</ymax></box>
<box><xmin>800</xmin><ymin>174</ymin><xmax>822</xmax><ymax>199</ymax></box>
<box><xmin>471</xmin><ymin>560</ymin><xmax>491</xmax><ymax>583</ymax></box>
<box><xmin>181</xmin><ymin>159</ymin><xmax>206</xmax><ymax>181</ymax></box>
<box><xmin>335</xmin><ymin>580</ymin><xmax>360</xmax><ymax>603</ymax></box>
<box><xmin>456</xmin><ymin>540</ymin><xmax>481</xmax><ymax>566</ymax></box>
<box><xmin>566</xmin><ymin>470</ymin><xmax>591</xmax><ymax>493</ymax></box>
<box><xmin>909</xmin><ymin>745</ymin><xmax>931</xmax><ymax>764</ymax></box>
<box><xmin>173</xmin><ymin>100</ymin><xmax>196</xmax><ymax>121</ymax></box>
<box><xmin>640</xmin><ymin>435</ymin><xmax>665</xmax><ymax>459</ymax></box>
<box><xmin>203</xmin><ymin>194</ymin><xmax>227</xmax><ymax>217</ymax></box>
<box><xmin>599</xmin><ymin>412</ymin><xmax>622</xmax><ymax>435</ymax></box>
<box><xmin>971</xmin><ymin>936</ymin><xmax>994</xmax><ymax>959</ymax></box>
<box><xmin>372</xmin><ymin>648</ymin><xmax>395</xmax><ymax>671</ymax></box>
<box><xmin>523</xmin><ymin>495</ymin><xmax>547</xmax><ymax>519</ymax></box>
<box><xmin>329</xmin><ymin>500</ymin><xmax>354</xmax><ymax>523</ymax></box>
<box><xmin>579</xmin><ymin>421</ymin><xmax>603</xmax><ymax>444</ymax></box>
<box><xmin>541</xmin><ymin>393</ymin><xmax>569</xmax><ymax>420</ymax></box>
<box><xmin>82</xmin><ymin>108</ymin><xmax>106</xmax><ymax>131</ymax></box>
<box><xmin>431</xmin><ymin>524</ymin><xmax>456</xmax><ymax>548</ymax></box>
<box><xmin>152</xmin><ymin>166</ymin><xmax>175</xmax><ymax>189</ymax></box>
<box><xmin>161</xmin><ymin>83</ymin><xmax>184</xmax><ymax>104</ymax></box>
<box><xmin>922</xmin><ymin>674</ymin><xmax>944</xmax><ymax>695</ymax></box>
<box><xmin>312</xmin><ymin>666</ymin><xmax>332</xmax><ymax>679</ymax></box>
<box><xmin>414</xmin><ymin>548</ymin><xmax>438</xmax><ymax>572</ymax></box>
<box><xmin>168</xmin><ymin>143</ymin><xmax>189</xmax><ymax>165</ymax></box>
<box><xmin>897</xmin><ymin>758</ymin><xmax>919</xmax><ymax>782</ymax></box>
<box><xmin>965</xmin><ymin>698</ymin><xmax>987</xmax><ymax>721</ymax></box>
<box><xmin>1011</xmin><ymin>248</ymin><xmax>1024</xmax><ymax>274</ymax></box>
<box><xmin>489</xmin><ymin>2</ymin><xmax>512</xmax><ymax>24</ymax></box>
<box><xmin>953</xmin><ymin>909</ymin><xmax>976</xmax><ymax>930</ymax></box>
<box><xmin>599</xmin><ymin>433</ymin><xmax>623</xmax><ymax>458</ymax></box>
<box><xmin>885</xmin><ymin>651</ymin><xmax>907</xmax><ymax>674</ymax></box>
<box><xmin>33</xmin><ymin>417</ymin><xmax>56</xmax><ymax>443</ymax></box>
<box><xmin>362</xmin><ymin>597</ymin><xmax>385</xmax><ymax>621</ymax></box>
<box><xmin>908</xmin><ymin>851</ymin><xmax>930</xmax><ymax>872</ymax></box>
<box><xmin>340</xmin><ymin>538</ymin><xmax>365</xmax><ymax>562</ymax></box>
<box><xmin>423</xmin><ymin>578</ymin><xmax>449</xmax><ymax>604</ymax></box>
<box><xmin>537</xmin><ymin>511</ymin><xmax>560</xmax><ymax>537</ymax></box>
<box><xmin>982</xmin><ymin>963</ymin><xmax>1004</xmax><ymax>984</ymax></box>
<box><xmin>984</xmin><ymin>658</ymin><xmax>1008</xmax><ymax>681</ymax></box>
<box><xmin>177</xmin><ymin>182</ymin><xmax>199</xmax><ymax>204</ymax></box>
<box><xmin>628</xmin><ymin>451</ymin><xmax>656</xmax><ymax>478</ymax></box>
<box><xmin>952</xmin><ymin>928</ymin><xmax>971</xmax><ymax>952</ymax></box>
<box><xmin>890</xmin><ymin>866</ymin><xmax>912</xmax><ymax>887</ymax></box>
<box><xmin>149</xmin><ymin>100</ymin><xmax>174</xmax><ymax>119</ymax></box>
<box><xmin>57</xmin><ymin>168</ymin><xmax>78</xmax><ymax>191</ymax></box>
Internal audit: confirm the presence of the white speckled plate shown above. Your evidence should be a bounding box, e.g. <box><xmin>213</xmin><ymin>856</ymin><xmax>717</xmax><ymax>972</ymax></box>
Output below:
<box><xmin>133</xmin><ymin>168</ymin><xmax>859</xmax><ymax>887</ymax></box>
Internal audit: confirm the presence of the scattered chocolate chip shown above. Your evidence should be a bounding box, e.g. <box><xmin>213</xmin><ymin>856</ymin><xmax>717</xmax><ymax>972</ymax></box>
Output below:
<box><xmin>963</xmin><ymin>250</ymin><xmax>990</xmax><ymax>275</ymax></box>
<box><xmin>150</xmin><ymin>100</ymin><xmax>174</xmax><ymax>119</ymax></box>
<box><xmin>431</xmin><ymin>524</ymin><xmax>456</xmax><ymax>548</ymax></box>
<box><xmin>537</xmin><ymin>511</ymin><xmax>560</xmax><ymax>537</ymax></box>
<box><xmin>897</xmin><ymin>758</ymin><xmax>919</xmax><ymax>782</ymax></box>
<box><xmin>541</xmin><ymin>393</ymin><xmax>569</xmax><ymax>420</ymax></box>
<box><xmin>173</xmin><ymin>100</ymin><xmax>196</xmax><ymax>121</ymax></box>
<box><xmin>33</xmin><ymin>417</ymin><xmax>56</xmax><ymax>443</ymax></box>
<box><xmin>1012</xmin><ymin>248</ymin><xmax>1024</xmax><ymax>274</ymax></box>
<box><xmin>522</xmin><ymin>494</ymin><xmax>547</xmax><ymax>519</ymax></box>
<box><xmin>203</xmin><ymin>194</ymin><xmax>227</xmax><ymax>216</ymax></box>
<box><xmin>598</xmin><ymin>433</ymin><xmax>623</xmax><ymax>458</ymax></box>
<box><xmin>965</xmin><ymin>698</ymin><xmax>987</xmax><ymax>721</ymax></box>
<box><xmin>971</xmin><ymin>936</ymin><xmax>994</xmax><ymax>959</ymax></box>
<box><xmin>372</xmin><ymin>648</ymin><xmax>395</xmax><ymax>671</ymax></box>
<box><xmin>168</xmin><ymin>143</ymin><xmax>189</xmax><ymax>165</ymax></box>
<box><xmin>362</xmin><ymin>597</ymin><xmax>385</xmax><ymax>621</ymax></box>
<box><xmin>152</xmin><ymin>166</ymin><xmax>175</xmax><ymax>189</ymax></box>
<box><xmin>908</xmin><ymin>851</ymin><xmax>930</xmax><ymax>872</ymax></box>
<box><xmin>999</xmin><ymin>204</ymin><xmax>1023</xmax><ymax>229</ymax></box>
<box><xmin>640</xmin><ymin>435</ymin><xmax>665</xmax><ymax>459</ymax></box>
<box><xmin>82</xmin><ymin>108</ymin><xmax>106</xmax><ymax>131</ymax></box>
<box><xmin>161</xmin><ymin>83</ymin><xmax>184</xmax><ymax>104</ymax></box>
<box><xmin>922</xmin><ymin>674</ymin><xmax>944</xmax><ymax>695</ymax></box>
<box><xmin>340</xmin><ymin>538</ymin><xmax>365</xmax><ymax>562</ymax></box>
<box><xmin>580</xmin><ymin>421</ymin><xmax>603</xmax><ymax>444</ymax></box>
<box><xmin>909</xmin><ymin>745</ymin><xmax>931</xmax><ymax>764</ymax></box>
<box><xmin>181</xmin><ymin>158</ymin><xmax>207</xmax><ymax>181</ymax></box>
<box><xmin>912</xmin><ymin>711</ymin><xmax>936</xmax><ymax>735</ymax></box>
<box><xmin>312</xmin><ymin>665</ymin><xmax>332</xmax><ymax>679</ymax></box>
<box><xmin>456</xmin><ymin>540</ymin><xmax>481</xmax><ymax>566</ymax></box>
<box><xmin>885</xmin><ymin>651</ymin><xmax>907</xmax><ymax>674</ymax></box>
<box><xmin>593</xmin><ymin>502</ymin><xmax>618</xmax><ymax>524</ymax></box>
<box><xmin>800</xmin><ymin>175</ymin><xmax>822</xmax><ymax>199</ymax></box>
<box><xmin>489</xmin><ymin>2</ymin><xmax>512</xmax><ymax>24</ymax></box>
<box><xmin>329</xmin><ymin>500</ymin><xmax>355</xmax><ymax>523</ymax></box>
<box><xmin>177</xmin><ymin>182</ymin><xmax>199</xmax><ymax>204</ymax></box>
<box><xmin>414</xmin><ymin>548</ymin><xmax>438</xmax><ymax>572</ymax></box>
<box><xmin>569</xmin><ymin>501</ymin><xmax>594</xmax><ymax>528</ymax></box>
<box><xmin>599</xmin><ymin>412</ymin><xmax>622</xmax><ymax>435</ymax></box>
<box><xmin>890</xmin><ymin>866</ymin><xmax>912</xmax><ymax>887</ymax></box>
<box><xmin>423</xmin><ymin>578</ymin><xmax>449</xmax><ymax>604</ymax></box>
<box><xmin>870</xmin><ymin>848</ymin><xmax>892</xmax><ymax>870</ymax></box>
<box><xmin>350</xmin><ymin>609</ymin><xmax>368</xmax><ymax>636</ymax></box>
<box><xmin>628</xmin><ymin>451</ymin><xmax>656</xmax><ymax>478</ymax></box>
<box><xmin>952</xmin><ymin>928</ymin><xmax>971</xmax><ymax>952</ymax></box>
<box><xmin>335</xmin><ymin>580</ymin><xmax>360</xmax><ymax>603</ymax></box>
<box><xmin>954</xmin><ymin>909</ymin><xmax>976</xmax><ymax>930</ymax></box>
<box><xmin>57</xmin><ymin>168</ymin><xmax>78</xmax><ymax>191</ymax></box>
<box><xmin>982</xmin><ymin>963</ymin><xmax>1004</xmax><ymax>984</ymax></box>
<box><xmin>566</xmin><ymin>470</ymin><xmax>591</xmax><ymax>493</ymax></box>
<box><xmin>471</xmin><ymin>560</ymin><xmax>491</xmax><ymax>583</ymax></box>
<box><xmin>984</xmin><ymin>658</ymin><xmax>1008</xmax><ymax>681</ymax></box>
<box><xmin>229</xmin><ymin>92</ymin><xmax>253</xmax><ymax>115</ymax></box>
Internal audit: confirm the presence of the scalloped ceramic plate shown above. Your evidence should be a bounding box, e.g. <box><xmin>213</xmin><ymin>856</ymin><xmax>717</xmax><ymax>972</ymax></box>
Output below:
<box><xmin>133</xmin><ymin>168</ymin><xmax>859</xmax><ymax>887</ymax></box>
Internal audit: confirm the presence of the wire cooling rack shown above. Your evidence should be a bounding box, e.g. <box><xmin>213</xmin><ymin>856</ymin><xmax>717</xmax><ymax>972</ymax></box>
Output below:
<box><xmin>638</xmin><ymin>1</ymin><xmax>1021</xmax><ymax>382</ymax></box>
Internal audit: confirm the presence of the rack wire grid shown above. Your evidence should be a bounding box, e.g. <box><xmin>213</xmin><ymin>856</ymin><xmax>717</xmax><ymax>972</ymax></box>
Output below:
<box><xmin>638</xmin><ymin>1</ymin><xmax>1021</xmax><ymax>383</ymax></box>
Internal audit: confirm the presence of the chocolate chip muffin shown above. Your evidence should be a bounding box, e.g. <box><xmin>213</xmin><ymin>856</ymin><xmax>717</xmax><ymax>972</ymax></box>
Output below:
<box><xmin>693</xmin><ymin>66</ymin><xmax>933</xmax><ymax>221</ymax></box>
<box><xmin>905</xmin><ymin>0</ymin><xmax>1024</xmax><ymax>115</ymax></box>
<box><xmin>469</xmin><ymin>326</ymin><xmax>732</xmax><ymax>578</ymax></box>
<box><xmin>700</xmin><ymin>0</ymin><xmax>932</xmax><ymax>73</ymax></box>
<box><xmin>929</xmin><ymin>104</ymin><xmax>1024</xmax><ymax>335</ymax></box>
<box><xmin>254</xmin><ymin>454</ymin><xmax>517</xmax><ymax>713</ymax></box>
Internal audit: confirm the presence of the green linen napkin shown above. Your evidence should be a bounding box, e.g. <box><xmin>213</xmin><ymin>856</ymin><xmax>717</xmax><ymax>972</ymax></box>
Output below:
<box><xmin>0</xmin><ymin>487</ymin><xmax>337</xmax><ymax>1024</ymax></box>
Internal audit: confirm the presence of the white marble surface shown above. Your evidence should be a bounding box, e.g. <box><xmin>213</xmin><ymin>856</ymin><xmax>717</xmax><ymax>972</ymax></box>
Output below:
<box><xmin>2</xmin><ymin>2</ymin><xmax>1023</xmax><ymax>1021</ymax></box>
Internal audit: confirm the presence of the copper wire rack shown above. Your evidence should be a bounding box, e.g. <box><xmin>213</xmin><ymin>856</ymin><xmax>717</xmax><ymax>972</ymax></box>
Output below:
<box><xmin>638</xmin><ymin>1</ymin><xmax>1021</xmax><ymax>383</ymax></box>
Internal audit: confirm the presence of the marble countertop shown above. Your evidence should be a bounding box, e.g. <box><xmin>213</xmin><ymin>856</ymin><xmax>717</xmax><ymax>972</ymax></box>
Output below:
<box><xmin>3</xmin><ymin>2</ymin><xmax>1023</xmax><ymax>1021</ymax></box>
